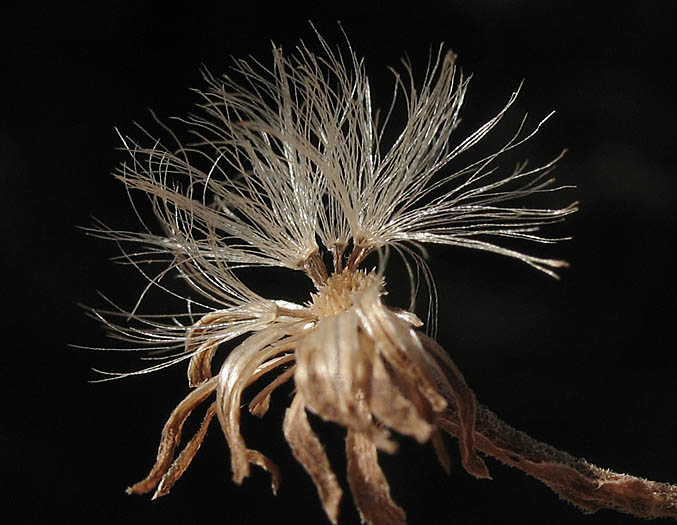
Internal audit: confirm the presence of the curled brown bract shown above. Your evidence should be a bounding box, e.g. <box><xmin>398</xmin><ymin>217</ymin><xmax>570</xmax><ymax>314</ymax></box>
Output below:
<box><xmin>283</xmin><ymin>392</ymin><xmax>343</xmax><ymax>524</ymax></box>
<box><xmin>126</xmin><ymin>377</ymin><xmax>218</xmax><ymax>498</ymax></box>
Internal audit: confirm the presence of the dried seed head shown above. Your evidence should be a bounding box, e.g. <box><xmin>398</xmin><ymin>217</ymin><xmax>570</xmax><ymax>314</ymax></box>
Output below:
<box><xmin>87</xmin><ymin>27</ymin><xmax>677</xmax><ymax>525</ymax></box>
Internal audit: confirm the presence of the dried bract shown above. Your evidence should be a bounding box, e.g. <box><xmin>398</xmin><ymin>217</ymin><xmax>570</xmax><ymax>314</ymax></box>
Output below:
<box><xmin>88</xmin><ymin>31</ymin><xmax>677</xmax><ymax>524</ymax></box>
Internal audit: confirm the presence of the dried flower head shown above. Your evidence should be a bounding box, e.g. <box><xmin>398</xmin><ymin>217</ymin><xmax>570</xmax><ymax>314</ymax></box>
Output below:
<box><xmin>88</xmin><ymin>30</ymin><xmax>677</xmax><ymax>524</ymax></box>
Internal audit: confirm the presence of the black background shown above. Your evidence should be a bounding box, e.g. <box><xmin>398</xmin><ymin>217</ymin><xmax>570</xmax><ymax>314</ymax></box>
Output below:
<box><xmin>3</xmin><ymin>2</ymin><xmax>677</xmax><ymax>524</ymax></box>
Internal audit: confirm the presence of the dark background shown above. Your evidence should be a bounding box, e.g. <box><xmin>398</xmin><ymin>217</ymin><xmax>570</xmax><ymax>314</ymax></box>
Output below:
<box><xmin>2</xmin><ymin>2</ymin><xmax>676</xmax><ymax>524</ymax></box>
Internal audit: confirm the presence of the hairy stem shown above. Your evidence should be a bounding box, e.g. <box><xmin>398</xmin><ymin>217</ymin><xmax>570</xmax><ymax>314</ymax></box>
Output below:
<box><xmin>439</xmin><ymin>404</ymin><xmax>677</xmax><ymax>519</ymax></box>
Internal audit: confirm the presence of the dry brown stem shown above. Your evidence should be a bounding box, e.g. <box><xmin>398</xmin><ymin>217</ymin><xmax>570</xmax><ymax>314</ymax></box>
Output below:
<box><xmin>439</xmin><ymin>403</ymin><xmax>677</xmax><ymax>519</ymax></box>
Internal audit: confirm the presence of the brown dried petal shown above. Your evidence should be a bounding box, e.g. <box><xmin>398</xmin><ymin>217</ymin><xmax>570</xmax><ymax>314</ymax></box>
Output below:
<box><xmin>295</xmin><ymin>312</ymin><xmax>395</xmax><ymax>452</ymax></box>
<box><xmin>154</xmin><ymin>402</ymin><xmax>217</xmax><ymax>498</ymax></box>
<box><xmin>186</xmin><ymin>308</ymin><xmax>281</xmax><ymax>387</ymax></box>
<box><xmin>188</xmin><ymin>343</ymin><xmax>219</xmax><ymax>387</ymax></box>
<box><xmin>430</xmin><ymin>428</ymin><xmax>451</xmax><ymax>474</ymax></box>
<box><xmin>186</xmin><ymin>312</ymin><xmax>237</xmax><ymax>386</ymax></box>
<box><xmin>353</xmin><ymin>288</ymin><xmax>447</xmax><ymax>414</ymax></box>
<box><xmin>346</xmin><ymin>430</ymin><xmax>406</xmax><ymax>525</ymax></box>
<box><xmin>366</xmin><ymin>338</ymin><xmax>433</xmax><ymax>443</ymax></box>
<box><xmin>249</xmin><ymin>364</ymin><xmax>296</xmax><ymax>417</ymax></box>
<box><xmin>127</xmin><ymin>376</ymin><xmax>217</xmax><ymax>495</ymax></box>
<box><xmin>246</xmin><ymin>449</ymin><xmax>281</xmax><ymax>495</ymax></box>
<box><xmin>215</xmin><ymin>327</ymin><xmax>292</xmax><ymax>484</ymax></box>
<box><xmin>283</xmin><ymin>393</ymin><xmax>343</xmax><ymax>524</ymax></box>
<box><xmin>419</xmin><ymin>333</ymin><xmax>489</xmax><ymax>479</ymax></box>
